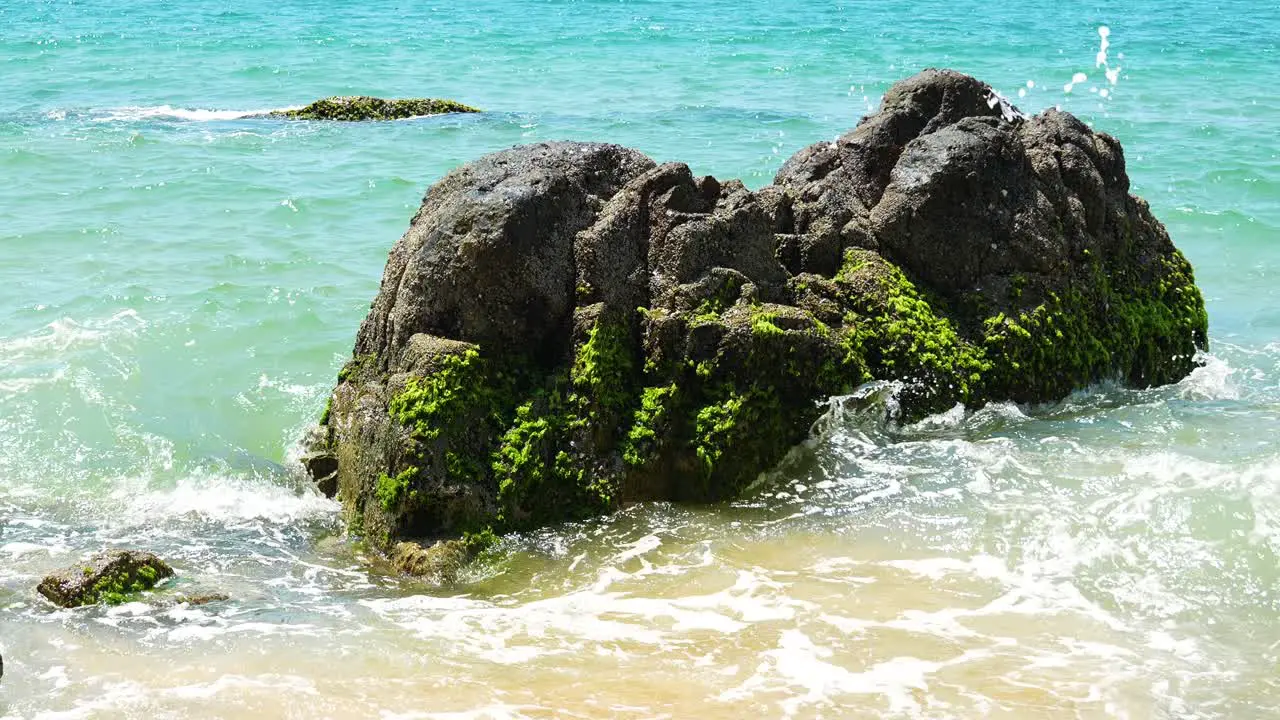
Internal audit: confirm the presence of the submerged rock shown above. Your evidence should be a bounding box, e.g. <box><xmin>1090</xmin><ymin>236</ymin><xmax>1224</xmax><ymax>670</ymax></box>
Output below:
<box><xmin>306</xmin><ymin>69</ymin><xmax>1208</xmax><ymax>570</ymax></box>
<box><xmin>390</xmin><ymin>540</ymin><xmax>470</xmax><ymax>583</ymax></box>
<box><xmin>271</xmin><ymin>96</ymin><xmax>480</xmax><ymax>121</ymax></box>
<box><xmin>169</xmin><ymin>592</ymin><xmax>231</xmax><ymax>607</ymax></box>
<box><xmin>37</xmin><ymin>550</ymin><xmax>174</xmax><ymax>608</ymax></box>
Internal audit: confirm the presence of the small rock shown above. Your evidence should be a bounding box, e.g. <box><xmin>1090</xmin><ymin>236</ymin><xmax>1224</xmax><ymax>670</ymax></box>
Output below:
<box><xmin>174</xmin><ymin>592</ymin><xmax>230</xmax><ymax>607</ymax></box>
<box><xmin>391</xmin><ymin>540</ymin><xmax>469</xmax><ymax>584</ymax></box>
<box><xmin>37</xmin><ymin>550</ymin><xmax>174</xmax><ymax>608</ymax></box>
<box><xmin>300</xmin><ymin>449</ymin><xmax>339</xmax><ymax>498</ymax></box>
<box><xmin>270</xmin><ymin>96</ymin><xmax>480</xmax><ymax>121</ymax></box>
<box><xmin>301</xmin><ymin>451</ymin><xmax>338</xmax><ymax>481</ymax></box>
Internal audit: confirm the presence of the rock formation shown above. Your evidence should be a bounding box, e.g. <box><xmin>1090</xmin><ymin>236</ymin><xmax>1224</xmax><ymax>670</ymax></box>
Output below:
<box><xmin>38</xmin><ymin>550</ymin><xmax>174</xmax><ymax>608</ymax></box>
<box><xmin>303</xmin><ymin>70</ymin><xmax>1209</xmax><ymax>576</ymax></box>
<box><xmin>271</xmin><ymin>96</ymin><xmax>480</xmax><ymax>121</ymax></box>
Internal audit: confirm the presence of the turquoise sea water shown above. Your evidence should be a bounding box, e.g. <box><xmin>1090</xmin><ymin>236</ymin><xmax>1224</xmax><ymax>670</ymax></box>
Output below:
<box><xmin>2</xmin><ymin>0</ymin><xmax>1280</xmax><ymax>716</ymax></box>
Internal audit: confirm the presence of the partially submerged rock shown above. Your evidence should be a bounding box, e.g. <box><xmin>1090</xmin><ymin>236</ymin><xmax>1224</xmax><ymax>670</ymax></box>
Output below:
<box><xmin>37</xmin><ymin>550</ymin><xmax>174</xmax><ymax>608</ymax></box>
<box><xmin>390</xmin><ymin>540</ymin><xmax>469</xmax><ymax>583</ymax></box>
<box><xmin>306</xmin><ymin>69</ymin><xmax>1208</xmax><ymax>572</ymax></box>
<box><xmin>167</xmin><ymin>592</ymin><xmax>231</xmax><ymax>607</ymax></box>
<box><xmin>271</xmin><ymin>96</ymin><xmax>480</xmax><ymax>121</ymax></box>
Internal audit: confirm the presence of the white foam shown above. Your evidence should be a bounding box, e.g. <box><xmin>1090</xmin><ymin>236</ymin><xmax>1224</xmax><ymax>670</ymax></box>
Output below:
<box><xmin>0</xmin><ymin>310</ymin><xmax>144</xmax><ymax>363</ymax></box>
<box><xmin>1064</xmin><ymin>72</ymin><xmax>1089</xmax><ymax>94</ymax></box>
<box><xmin>29</xmin><ymin>679</ymin><xmax>150</xmax><ymax>720</ymax></box>
<box><xmin>1</xmin><ymin>541</ymin><xmax>58</xmax><ymax>558</ymax></box>
<box><xmin>909</xmin><ymin>402</ymin><xmax>968</xmax><ymax>431</ymax></box>
<box><xmin>611</xmin><ymin>533</ymin><xmax>662</xmax><ymax>565</ymax></box>
<box><xmin>882</xmin><ymin>555</ymin><xmax>1009</xmax><ymax>582</ymax></box>
<box><xmin>1175</xmin><ymin>351</ymin><xmax>1238</xmax><ymax>400</ymax></box>
<box><xmin>718</xmin><ymin>629</ymin><xmax>961</xmax><ymax>715</ymax></box>
<box><xmin>0</xmin><ymin>373</ymin><xmax>63</xmax><ymax>397</ymax></box>
<box><xmin>985</xmin><ymin>90</ymin><xmax>1027</xmax><ymax>122</ymax></box>
<box><xmin>360</xmin><ymin>565</ymin><xmax>811</xmax><ymax>666</ymax></box>
<box><xmin>382</xmin><ymin>704</ymin><xmax>533</xmax><ymax>720</ymax></box>
<box><xmin>38</xmin><ymin>665</ymin><xmax>72</xmax><ymax>690</ymax></box>
<box><xmin>255</xmin><ymin>372</ymin><xmax>317</xmax><ymax>397</ymax></box>
<box><xmin>116</xmin><ymin>470</ymin><xmax>336</xmax><ymax>526</ymax></box>
<box><xmin>93</xmin><ymin>105</ymin><xmax>302</xmax><ymax>122</ymax></box>
<box><xmin>162</xmin><ymin>674</ymin><xmax>319</xmax><ymax>700</ymax></box>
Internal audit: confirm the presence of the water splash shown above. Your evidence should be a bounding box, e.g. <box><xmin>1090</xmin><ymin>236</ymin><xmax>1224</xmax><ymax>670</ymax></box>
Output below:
<box><xmin>92</xmin><ymin>105</ymin><xmax>302</xmax><ymax>122</ymax></box>
<box><xmin>1059</xmin><ymin>26</ymin><xmax>1122</xmax><ymax>100</ymax></box>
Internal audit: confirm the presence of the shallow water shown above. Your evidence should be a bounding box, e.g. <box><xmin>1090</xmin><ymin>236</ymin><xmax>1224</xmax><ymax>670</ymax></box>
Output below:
<box><xmin>3</xmin><ymin>0</ymin><xmax>1280</xmax><ymax>717</ymax></box>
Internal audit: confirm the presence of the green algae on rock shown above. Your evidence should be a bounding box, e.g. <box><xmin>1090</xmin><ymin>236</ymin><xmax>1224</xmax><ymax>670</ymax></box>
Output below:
<box><xmin>271</xmin><ymin>96</ymin><xmax>480</xmax><ymax>121</ymax></box>
<box><xmin>37</xmin><ymin>550</ymin><xmax>174</xmax><ymax>608</ymax></box>
<box><xmin>302</xmin><ymin>69</ymin><xmax>1209</xmax><ymax>577</ymax></box>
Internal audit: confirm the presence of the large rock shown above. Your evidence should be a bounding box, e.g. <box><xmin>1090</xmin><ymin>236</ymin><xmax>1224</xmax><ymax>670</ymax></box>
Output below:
<box><xmin>37</xmin><ymin>550</ymin><xmax>174</xmax><ymax>608</ymax></box>
<box><xmin>306</xmin><ymin>70</ymin><xmax>1208</xmax><ymax>571</ymax></box>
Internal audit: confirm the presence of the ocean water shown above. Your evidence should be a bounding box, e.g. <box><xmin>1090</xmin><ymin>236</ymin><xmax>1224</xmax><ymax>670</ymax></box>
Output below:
<box><xmin>2</xmin><ymin>0</ymin><xmax>1279</xmax><ymax>716</ymax></box>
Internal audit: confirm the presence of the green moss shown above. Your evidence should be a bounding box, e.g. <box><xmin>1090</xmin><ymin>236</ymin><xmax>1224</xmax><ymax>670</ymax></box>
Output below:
<box><xmin>688</xmin><ymin>279</ymin><xmax>743</xmax><ymax>327</ymax></box>
<box><xmin>491</xmin><ymin>394</ymin><xmax>613</xmax><ymax>529</ymax></box>
<box><xmin>378</xmin><ymin>346</ymin><xmax>518</xmax><ymax>541</ymax></box>
<box><xmin>1010</xmin><ymin>273</ymin><xmax>1027</xmax><ymax>300</ymax></box>
<box><xmin>836</xmin><ymin>325</ymin><xmax>873</xmax><ymax>386</ymax></box>
<box><xmin>461</xmin><ymin>527</ymin><xmax>499</xmax><ymax>554</ymax></box>
<box><xmin>337</xmin><ymin>353</ymin><xmax>377</xmax><ymax>383</ymax></box>
<box><xmin>391</xmin><ymin>349</ymin><xmax>492</xmax><ymax>442</ymax></box>
<box><xmin>623</xmin><ymin>384</ymin><xmax>676</xmax><ymax>466</ymax></box>
<box><xmin>980</xmin><ymin>250</ymin><xmax>1207</xmax><ymax>400</ymax></box>
<box><xmin>486</xmin><ymin>319</ymin><xmax>638</xmax><ymax>529</ymax></box>
<box><xmin>688</xmin><ymin>385</ymin><xmax>785</xmax><ymax>498</ymax></box>
<box><xmin>348</xmin><ymin>501</ymin><xmax>365</xmax><ymax>536</ymax></box>
<box><xmin>493</xmin><ymin>401</ymin><xmax>552</xmax><ymax>483</ymax></box>
<box><xmin>274</xmin><ymin>96</ymin><xmax>481</xmax><ymax>121</ymax></box>
<box><xmin>694</xmin><ymin>391</ymin><xmax>749</xmax><ymax>477</ymax></box>
<box><xmin>836</xmin><ymin>249</ymin><xmax>989</xmax><ymax>409</ymax></box>
<box><xmin>690</xmin><ymin>304</ymin><xmax>725</xmax><ymax>327</ymax></box>
<box><xmin>370</xmin><ymin>323</ymin><xmax>637</xmax><ymax>539</ymax></box>
<box><xmin>570</xmin><ymin>320</ymin><xmax>634</xmax><ymax>413</ymax></box>
<box><xmin>750</xmin><ymin>310</ymin><xmax>785</xmax><ymax>338</ymax></box>
<box><xmin>81</xmin><ymin>563</ymin><xmax>167</xmax><ymax>606</ymax></box>
<box><xmin>319</xmin><ymin>396</ymin><xmax>332</xmax><ymax>425</ymax></box>
<box><xmin>376</xmin><ymin>466</ymin><xmax>418</xmax><ymax>511</ymax></box>
<box><xmin>828</xmin><ymin>246</ymin><xmax>1206</xmax><ymax>412</ymax></box>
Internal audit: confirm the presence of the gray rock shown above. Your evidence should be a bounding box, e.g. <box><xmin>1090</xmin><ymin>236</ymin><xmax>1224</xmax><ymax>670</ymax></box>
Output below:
<box><xmin>169</xmin><ymin>592</ymin><xmax>231</xmax><ymax>607</ymax></box>
<box><xmin>37</xmin><ymin>550</ymin><xmax>174</xmax><ymax>608</ymax></box>
<box><xmin>353</xmin><ymin>141</ymin><xmax>657</xmax><ymax>369</ymax></box>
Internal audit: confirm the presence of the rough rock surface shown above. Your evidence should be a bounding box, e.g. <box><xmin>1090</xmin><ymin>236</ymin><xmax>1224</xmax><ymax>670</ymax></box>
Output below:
<box><xmin>305</xmin><ymin>70</ymin><xmax>1208</xmax><ymax>573</ymax></box>
<box><xmin>271</xmin><ymin>96</ymin><xmax>480</xmax><ymax>121</ymax></box>
<box><xmin>166</xmin><ymin>592</ymin><xmax>231</xmax><ymax>607</ymax></box>
<box><xmin>37</xmin><ymin>550</ymin><xmax>174</xmax><ymax>608</ymax></box>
